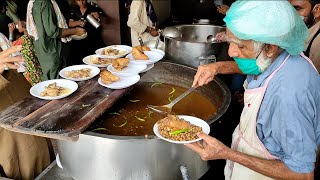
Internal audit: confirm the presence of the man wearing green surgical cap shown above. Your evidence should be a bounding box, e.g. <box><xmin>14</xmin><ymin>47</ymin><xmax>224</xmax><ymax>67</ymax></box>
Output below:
<box><xmin>186</xmin><ymin>1</ymin><xmax>320</xmax><ymax>179</ymax></box>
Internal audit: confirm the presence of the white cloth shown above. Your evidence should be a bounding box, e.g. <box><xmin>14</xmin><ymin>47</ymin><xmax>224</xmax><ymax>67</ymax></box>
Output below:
<box><xmin>127</xmin><ymin>0</ymin><xmax>157</xmax><ymax>46</ymax></box>
<box><xmin>26</xmin><ymin>0</ymin><xmax>71</xmax><ymax>43</ymax></box>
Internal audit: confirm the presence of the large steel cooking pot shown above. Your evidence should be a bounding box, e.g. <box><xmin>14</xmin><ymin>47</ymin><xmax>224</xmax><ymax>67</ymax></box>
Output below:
<box><xmin>57</xmin><ymin>62</ymin><xmax>231</xmax><ymax>180</ymax></box>
<box><xmin>165</xmin><ymin>24</ymin><xmax>229</xmax><ymax>68</ymax></box>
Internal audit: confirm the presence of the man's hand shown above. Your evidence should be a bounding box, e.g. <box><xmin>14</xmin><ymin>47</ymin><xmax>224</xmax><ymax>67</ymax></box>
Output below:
<box><xmin>0</xmin><ymin>46</ymin><xmax>23</xmax><ymax>74</ymax></box>
<box><xmin>91</xmin><ymin>12</ymin><xmax>100</xmax><ymax>22</ymax></box>
<box><xmin>217</xmin><ymin>5</ymin><xmax>230</xmax><ymax>15</ymax></box>
<box><xmin>192</xmin><ymin>63</ymin><xmax>219</xmax><ymax>87</ymax></box>
<box><xmin>8</xmin><ymin>23</ymin><xmax>15</xmax><ymax>34</ymax></box>
<box><xmin>74</xmin><ymin>27</ymin><xmax>86</xmax><ymax>36</ymax></box>
<box><xmin>77</xmin><ymin>20</ymin><xmax>86</xmax><ymax>27</ymax></box>
<box><xmin>149</xmin><ymin>27</ymin><xmax>159</xmax><ymax>37</ymax></box>
<box><xmin>185</xmin><ymin>132</ymin><xmax>231</xmax><ymax>160</ymax></box>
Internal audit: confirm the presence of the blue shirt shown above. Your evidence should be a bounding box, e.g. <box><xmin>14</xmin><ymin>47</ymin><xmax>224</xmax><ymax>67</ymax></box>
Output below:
<box><xmin>247</xmin><ymin>51</ymin><xmax>320</xmax><ymax>173</ymax></box>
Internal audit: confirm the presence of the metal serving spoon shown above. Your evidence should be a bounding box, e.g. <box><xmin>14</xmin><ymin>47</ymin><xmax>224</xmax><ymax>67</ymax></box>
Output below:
<box><xmin>147</xmin><ymin>86</ymin><xmax>196</xmax><ymax>114</ymax></box>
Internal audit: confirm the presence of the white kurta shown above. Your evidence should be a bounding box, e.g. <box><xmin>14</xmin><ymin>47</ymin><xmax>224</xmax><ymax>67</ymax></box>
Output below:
<box><xmin>127</xmin><ymin>0</ymin><xmax>157</xmax><ymax>46</ymax></box>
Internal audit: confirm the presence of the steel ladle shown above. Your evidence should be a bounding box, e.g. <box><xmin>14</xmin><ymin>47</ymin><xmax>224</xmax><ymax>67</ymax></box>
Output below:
<box><xmin>147</xmin><ymin>86</ymin><xmax>196</xmax><ymax>114</ymax></box>
<box><xmin>160</xmin><ymin>27</ymin><xmax>182</xmax><ymax>39</ymax></box>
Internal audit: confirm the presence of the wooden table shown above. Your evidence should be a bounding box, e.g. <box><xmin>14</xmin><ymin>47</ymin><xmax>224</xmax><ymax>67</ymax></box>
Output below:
<box><xmin>0</xmin><ymin>77</ymin><xmax>130</xmax><ymax>141</ymax></box>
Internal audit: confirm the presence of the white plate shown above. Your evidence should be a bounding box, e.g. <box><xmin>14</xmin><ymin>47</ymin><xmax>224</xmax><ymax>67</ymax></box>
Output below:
<box><xmin>150</xmin><ymin>48</ymin><xmax>165</xmax><ymax>56</ymax></box>
<box><xmin>107</xmin><ymin>63</ymin><xmax>147</xmax><ymax>77</ymax></box>
<box><xmin>126</xmin><ymin>51</ymin><xmax>163</xmax><ymax>65</ymax></box>
<box><xmin>59</xmin><ymin>65</ymin><xmax>100</xmax><ymax>81</ymax></box>
<box><xmin>141</xmin><ymin>63</ymin><xmax>154</xmax><ymax>73</ymax></box>
<box><xmin>95</xmin><ymin>46</ymin><xmax>129</xmax><ymax>59</ymax></box>
<box><xmin>71</xmin><ymin>33</ymin><xmax>87</xmax><ymax>40</ymax></box>
<box><xmin>30</xmin><ymin>79</ymin><xmax>78</xmax><ymax>100</ymax></box>
<box><xmin>153</xmin><ymin>115</ymin><xmax>210</xmax><ymax>144</ymax></box>
<box><xmin>98</xmin><ymin>75</ymin><xmax>140</xmax><ymax>89</ymax></box>
<box><xmin>83</xmin><ymin>54</ymin><xmax>112</xmax><ymax>68</ymax></box>
<box><xmin>109</xmin><ymin>45</ymin><xmax>132</xmax><ymax>52</ymax></box>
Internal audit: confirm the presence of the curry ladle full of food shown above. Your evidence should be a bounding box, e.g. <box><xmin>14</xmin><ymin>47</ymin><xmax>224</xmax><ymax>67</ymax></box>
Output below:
<box><xmin>147</xmin><ymin>86</ymin><xmax>196</xmax><ymax>114</ymax></box>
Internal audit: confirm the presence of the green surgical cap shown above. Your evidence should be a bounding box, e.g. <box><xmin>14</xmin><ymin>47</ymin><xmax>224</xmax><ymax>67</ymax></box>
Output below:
<box><xmin>224</xmin><ymin>1</ymin><xmax>309</xmax><ymax>55</ymax></box>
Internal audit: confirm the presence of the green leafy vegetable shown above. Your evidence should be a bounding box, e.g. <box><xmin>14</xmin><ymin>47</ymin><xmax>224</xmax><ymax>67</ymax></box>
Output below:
<box><xmin>169</xmin><ymin>87</ymin><xmax>175</xmax><ymax>95</ymax></box>
<box><xmin>148</xmin><ymin>111</ymin><xmax>153</xmax><ymax>118</ymax></box>
<box><xmin>113</xmin><ymin>121</ymin><xmax>127</xmax><ymax>127</ymax></box>
<box><xmin>169</xmin><ymin>129</ymin><xmax>189</xmax><ymax>135</ymax></box>
<box><xmin>135</xmin><ymin>116</ymin><xmax>146</xmax><ymax>121</ymax></box>
<box><xmin>151</xmin><ymin>82</ymin><xmax>162</xmax><ymax>88</ymax></box>
<box><xmin>92</xmin><ymin>128</ymin><xmax>107</xmax><ymax>131</ymax></box>
<box><xmin>109</xmin><ymin>112</ymin><xmax>120</xmax><ymax>115</ymax></box>
<box><xmin>168</xmin><ymin>94</ymin><xmax>174</xmax><ymax>102</ymax></box>
<box><xmin>129</xmin><ymin>100</ymin><xmax>140</xmax><ymax>103</ymax></box>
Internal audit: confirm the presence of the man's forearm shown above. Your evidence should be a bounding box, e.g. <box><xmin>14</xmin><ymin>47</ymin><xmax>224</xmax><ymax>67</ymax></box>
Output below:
<box><xmin>59</xmin><ymin>28</ymin><xmax>77</xmax><ymax>38</ymax></box>
<box><xmin>216</xmin><ymin>61</ymin><xmax>243</xmax><ymax>75</ymax></box>
<box><xmin>226</xmin><ymin>149</ymin><xmax>314</xmax><ymax>180</ymax></box>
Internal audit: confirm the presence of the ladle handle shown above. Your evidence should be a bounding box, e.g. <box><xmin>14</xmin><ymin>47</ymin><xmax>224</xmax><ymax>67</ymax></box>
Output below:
<box><xmin>138</xmin><ymin>37</ymin><xmax>144</xmax><ymax>46</ymax></box>
<box><xmin>155</xmin><ymin>37</ymin><xmax>160</xmax><ymax>49</ymax></box>
<box><xmin>168</xmin><ymin>86</ymin><xmax>196</xmax><ymax>108</ymax></box>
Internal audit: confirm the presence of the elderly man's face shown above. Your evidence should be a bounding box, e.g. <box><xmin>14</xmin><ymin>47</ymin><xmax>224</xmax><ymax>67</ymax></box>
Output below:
<box><xmin>289</xmin><ymin>0</ymin><xmax>313</xmax><ymax>25</ymax></box>
<box><xmin>226</xmin><ymin>29</ymin><xmax>257</xmax><ymax>59</ymax></box>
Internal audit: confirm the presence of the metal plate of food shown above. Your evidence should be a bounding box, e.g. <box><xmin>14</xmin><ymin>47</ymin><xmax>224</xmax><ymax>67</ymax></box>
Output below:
<box><xmin>153</xmin><ymin>115</ymin><xmax>210</xmax><ymax>144</ymax></box>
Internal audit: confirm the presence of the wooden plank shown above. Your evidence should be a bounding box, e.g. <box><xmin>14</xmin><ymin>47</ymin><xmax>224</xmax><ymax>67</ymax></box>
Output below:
<box><xmin>0</xmin><ymin>76</ymin><xmax>130</xmax><ymax>140</ymax></box>
<box><xmin>0</xmin><ymin>97</ymin><xmax>49</xmax><ymax>124</ymax></box>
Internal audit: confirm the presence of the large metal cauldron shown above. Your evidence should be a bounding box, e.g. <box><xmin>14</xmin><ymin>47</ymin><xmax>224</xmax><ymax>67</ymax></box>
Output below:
<box><xmin>57</xmin><ymin>62</ymin><xmax>231</xmax><ymax>180</ymax></box>
<box><xmin>165</xmin><ymin>25</ymin><xmax>229</xmax><ymax>68</ymax></box>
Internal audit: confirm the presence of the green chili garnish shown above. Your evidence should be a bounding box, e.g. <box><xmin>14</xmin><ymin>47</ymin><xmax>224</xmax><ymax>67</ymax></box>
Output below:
<box><xmin>169</xmin><ymin>129</ymin><xmax>189</xmax><ymax>135</ymax></box>
<box><xmin>151</xmin><ymin>82</ymin><xmax>162</xmax><ymax>88</ymax></box>
<box><xmin>92</xmin><ymin>128</ymin><xmax>107</xmax><ymax>131</ymax></box>
<box><xmin>109</xmin><ymin>112</ymin><xmax>120</xmax><ymax>115</ymax></box>
<box><xmin>169</xmin><ymin>87</ymin><xmax>175</xmax><ymax>95</ymax></box>
<box><xmin>113</xmin><ymin>121</ymin><xmax>127</xmax><ymax>127</ymax></box>
<box><xmin>168</xmin><ymin>94</ymin><xmax>174</xmax><ymax>102</ymax></box>
<box><xmin>135</xmin><ymin>116</ymin><xmax>146</xmax><ymax>121</ymax></box>
<box><xmin>148</xmin><ymin>111</ymin><xmax>153</xmax><ymax>118</ymax></box>
<box><xmin>129</xmin><ymin>99</ymin><xmax>140</xmax><ymax>102</ymax></box>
